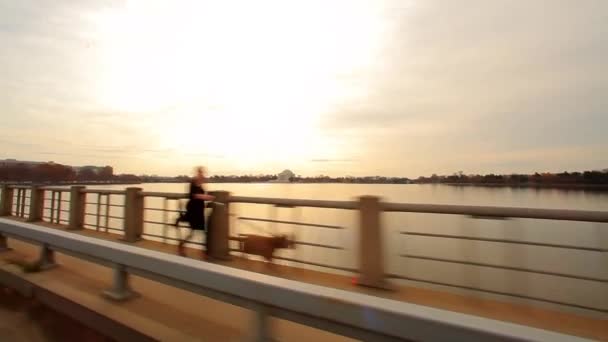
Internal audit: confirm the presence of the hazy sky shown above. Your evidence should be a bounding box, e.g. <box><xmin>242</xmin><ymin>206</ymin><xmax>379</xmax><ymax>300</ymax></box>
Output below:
<box><xmin>1</xmin><ymin>0</ymin><xmax>607</xmax><ymax>177</ymax></box>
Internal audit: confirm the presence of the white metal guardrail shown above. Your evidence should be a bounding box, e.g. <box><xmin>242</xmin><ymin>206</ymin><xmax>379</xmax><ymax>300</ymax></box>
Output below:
<box><xmin>0</xmin><ymin>218</ymin><xmax>594</xmax><ymax>342</ymax></box>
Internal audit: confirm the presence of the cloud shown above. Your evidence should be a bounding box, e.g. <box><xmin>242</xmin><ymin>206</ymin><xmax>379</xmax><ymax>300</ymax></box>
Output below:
<box><xmin>313</xmin><ymin>0</ymin><xmax>608</xmax><ymax>175</ymax></box>
<box><xmin>310</xmin><ymin>159</ymin><xmax>356</xmax><ymax>163</ymax></box>
<box><xmin>1</xmin><ymin>0</ymin><xmax>607</xmax><ymax>176</ymax></box>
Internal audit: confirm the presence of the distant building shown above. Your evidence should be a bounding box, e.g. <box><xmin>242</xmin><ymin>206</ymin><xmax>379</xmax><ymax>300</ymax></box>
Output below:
<box><xmin>73</xmin><ymin>165</ymin><xmax>114</xmax><ymax>178</ymax></box>
<box><xmin>268</xmin><ymin>170</ymin><xmax>295</xmax><ymax>183</ymax></box>
<box><xmin>0</xmin><ymin>159</ymin><xmax>46</xmax><ymax>167</ymax></box>
<box><xmin>73</xmin><ymin>165</ymin><xmax>104</xmax><ymax>174</ymax></box>
<box><xmin>0</xmin><ymin>159</ymin><xmax>112</xmax><ymax>177</ymax></box>
<box><xmin>277</xmin><ymin>169</ymin><xmax>295</xmax><ymax>182</ymax></box>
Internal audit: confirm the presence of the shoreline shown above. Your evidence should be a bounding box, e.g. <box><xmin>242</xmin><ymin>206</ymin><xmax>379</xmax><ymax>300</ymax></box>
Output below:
<box><xmin>419</xmin><ymin>182</ymin><xmax>608</xmax><ymax>191</ymax></box>
<box><xmin>2</xmin><ymin>181</ymin><xmax>607</xmax><ymax>191</ymax></box>
<box><xmin>0</xmin><ymin>181</ymin><xmax>142</xmax><ymax>186</ymax></box>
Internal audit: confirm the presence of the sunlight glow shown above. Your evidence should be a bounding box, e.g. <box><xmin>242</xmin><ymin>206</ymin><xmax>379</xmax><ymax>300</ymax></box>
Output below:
<box><xmin>90</xmin><ymin>1</ymin><xmax>386</xmax><ymax>164</ymax></box>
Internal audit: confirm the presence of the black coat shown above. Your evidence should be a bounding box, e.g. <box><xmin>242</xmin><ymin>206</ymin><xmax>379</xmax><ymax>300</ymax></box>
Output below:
<box><xmin>185</xmin><ymin>181</ymin><xmax>206</xmax><ymax>230</ymax></box>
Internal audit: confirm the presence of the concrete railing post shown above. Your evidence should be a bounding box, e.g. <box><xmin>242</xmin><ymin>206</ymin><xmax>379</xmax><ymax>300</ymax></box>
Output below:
<box><xmin>0</xmin><ymin>233</ymin><xmax>9</xmax><ymax>252</ymax></box>
<box><xmin>356</xmin><ymin>196</ymin><xmax>391</xmax><ymax>289</ymax></box>
<box><xmin>103</xmin><ymin>264</ymin><xmax>137</xmax><ymax>301</ymax></box>
<box><xmin>27</xmin><ymin>186</ymin><xmax>45</xmax><ymax>222</ymax></box>
<box><xmin>0</xmin><ymin>185</ymin><xmax>14</xmax><ymax>216</ymax></box>
<box><xmin>251</xmin><ymin>303</ymin><xmax>271</xmax><ymax>342</ymax></box>
<box><xmin>37</xmin><ymin>243</ymin><xmax>57</xmax><ymax>270</ymax></box>
<box><xmin>68</xmin><ymin>186</ymin><xmax>86</xmax><ymax>230</ymax></box>
<box><xmin>123</xmin><ymin>187</ymin><xmax>143</xmax><ymax>242</ymax></box>
<box><xmin>208</xmin><ymin>191</ymin><xmax>231</xmax><ymax>260</ymax></box>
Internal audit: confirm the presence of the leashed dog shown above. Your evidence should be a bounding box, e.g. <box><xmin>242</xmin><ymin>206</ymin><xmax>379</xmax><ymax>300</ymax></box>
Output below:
<box><xmin>237</xmin><ymin>234</ymin><xmax>295</xmax><ymax>262</ymax></box>
<box><xmin>173</xmin><ymin>203</ymin><xmax>295</xmax><ymax>262</ymax></box>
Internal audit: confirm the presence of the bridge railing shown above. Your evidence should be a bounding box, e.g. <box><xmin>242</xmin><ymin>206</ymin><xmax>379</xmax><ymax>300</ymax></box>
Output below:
<box><xmin>41</xmin><ymin>187</ymin><xmax>70</xmax><ymax>225</ymax></box>
<box><xmin>0</xmin><ymin>218</ymin><xmax>592</xmax><ymax>341</ymax></box>
<box><xmin>137</xmin><ymin>191</ymin><xmax>356</xmax><ymax>272</ymax></box>
<box><xmin>7</xmin><ymin>186</ymin><xmax>31</xmax><ymax>219</ymax></box>
<box><xmin>1</xmin><ymin>184</ymin><xmax>607</xmax><ymax>314</ymax></box>
<box><xmin>80</xmin><ymin>188</ymin><xmax>125</xmax><ymax>234</ymax></box>
<box><xmin>381</xmin><ymin>202</ymin><xmax>608</xmax><ymax>314</ymax></box>
<box><xmin>227</xmin><ymin>195</ymin><xmax>358</xmax><ymax>273</ymax></box>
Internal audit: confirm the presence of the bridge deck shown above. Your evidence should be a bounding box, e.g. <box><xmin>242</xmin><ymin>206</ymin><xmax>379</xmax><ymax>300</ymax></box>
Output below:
<box><xmin>1</xmin><ymin>217</ymin><xmax>606</xmax><ymax>341</ymax></box>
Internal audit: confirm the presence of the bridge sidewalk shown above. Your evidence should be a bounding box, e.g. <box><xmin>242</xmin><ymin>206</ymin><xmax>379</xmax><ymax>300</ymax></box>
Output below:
<box><xmin>1</xmin><ymin>238</ymin><xmax>358</xmax><ymax>342</ymax></box>
<box><xmin>1</xmin><ymin>218</ymin><xmax>606</xmax><ymax>341</ymax></box>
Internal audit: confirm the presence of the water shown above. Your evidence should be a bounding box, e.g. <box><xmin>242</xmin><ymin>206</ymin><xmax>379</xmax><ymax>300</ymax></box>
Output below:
<box><xmin>74</xmin><ymin>183</ymin><xmax>607</xmax><ymax>315</ymax></box>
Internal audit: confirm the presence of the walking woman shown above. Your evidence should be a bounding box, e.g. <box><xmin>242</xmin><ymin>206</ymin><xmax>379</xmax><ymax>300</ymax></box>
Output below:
<box><xmin>178</xmin><ymin>166</ymin><xmax>215</xmax><ymax>257</ymax></box>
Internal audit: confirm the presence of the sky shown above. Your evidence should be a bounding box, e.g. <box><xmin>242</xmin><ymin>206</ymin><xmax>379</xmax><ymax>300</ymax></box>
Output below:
<box><xmin>1</xmin><ymin>0</ymin><xmax>607</xmax><ymax>178</ymax></box>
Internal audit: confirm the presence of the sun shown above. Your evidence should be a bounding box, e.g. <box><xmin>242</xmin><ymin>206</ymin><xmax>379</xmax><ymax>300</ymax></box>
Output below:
<box><xmin>90</xmin><ymin>0</ymin><xmax>386</xmax><ymax>164</ymax></box>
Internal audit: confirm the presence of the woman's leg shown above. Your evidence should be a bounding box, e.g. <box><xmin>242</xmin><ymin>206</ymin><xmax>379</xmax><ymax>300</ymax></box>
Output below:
<box><xmin>178</xmin><ymin>229</ymin><xmax>194</xmax><ymax>256</ymax></box>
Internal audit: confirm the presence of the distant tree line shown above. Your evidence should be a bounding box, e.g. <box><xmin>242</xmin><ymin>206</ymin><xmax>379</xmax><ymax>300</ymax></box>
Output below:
<box><xmin>139</xmin><ymin>174</ymin><xmax>411</xmax><ymax>184</ymax></box>
<box><xmin>290</xmin><ymin>175</ymin><xmax>411</xmax><ymax>184</ymax></box>
<box><xmin>208</xmin><ymin>174</ymin><xmax>279</xmax><ymax>183</ymax></box>
<box><xmin>0</xmin><ymin>163</ymin><xmax>113</xmax><ymax>183</ymax></box>
<box><xmin>5</xmin><ymin>161</ymin><xmax>606</xmax><ymax>187</ymax></box>
<box><xmin>138</xmin><ymin>174</ymin><xmax>280</xmax><ymax>183</ymax></box>
<box><xmin>415</xmin><ymin>170</ymin><xmax>608</xmax><ymax>186</ymax></box>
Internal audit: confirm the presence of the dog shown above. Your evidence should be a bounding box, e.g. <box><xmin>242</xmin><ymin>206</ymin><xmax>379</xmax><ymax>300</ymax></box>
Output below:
<box><xmin>237</xmin><ymin>234</ymin><xmax>295</xmax><ymax>262</ymax></box>
<box><xmin>174</xmin><ymin>205</ymin><xmax>294</xmax><ymax>262</ymax></box>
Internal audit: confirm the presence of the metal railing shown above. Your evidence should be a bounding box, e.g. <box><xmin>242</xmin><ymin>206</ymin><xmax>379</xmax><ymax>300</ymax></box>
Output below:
<box><xmin>138</xmin><ymin>193</ymin><xmax>349</xmax><ymax>262</ymax></box>
<box><xmin>1</xmin><ymin>184</ymin><xmax>606</xmax><ymax>314</ymax></box>
<box><xmin>11</xmin><ymin>187</ymin><xmax>30</xmax><ymax>219</ymax></box>
<box><xmin>381</xmin><ymin>202</ymin><xmax>608</xmax><ymax>222</ymax></box>
<box><xmin>82</xmin><ymin>189</ymin><xmax>125</xmax><ymax>233</ymax></box>
<box><xmin>151</xmin><ymin>194</ymin><xmax>608</xmax><ymax>314</ymax></box>
<box><xmin>41</xmin><ymin>187</ymin><xmax>70</xmax><ymax>225</ymax></box>
<box><xmin>230</xmin><ymin>195</ymin><xmax>359</xmax><ymax>209</ymax></box>
<box><xmin>140</xmin><ymin>192</ymin><xmax>199</xmax><ymax>247</ymax></box>
<box><xmin>0</xmin><ymin>218</ymin><xmax>591</xmax><ymax>342</ymax></box>
<box><xmin>380</xmin><ymin>202</ymin><xmax>608</xmax><ymax>313</ymax></box>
